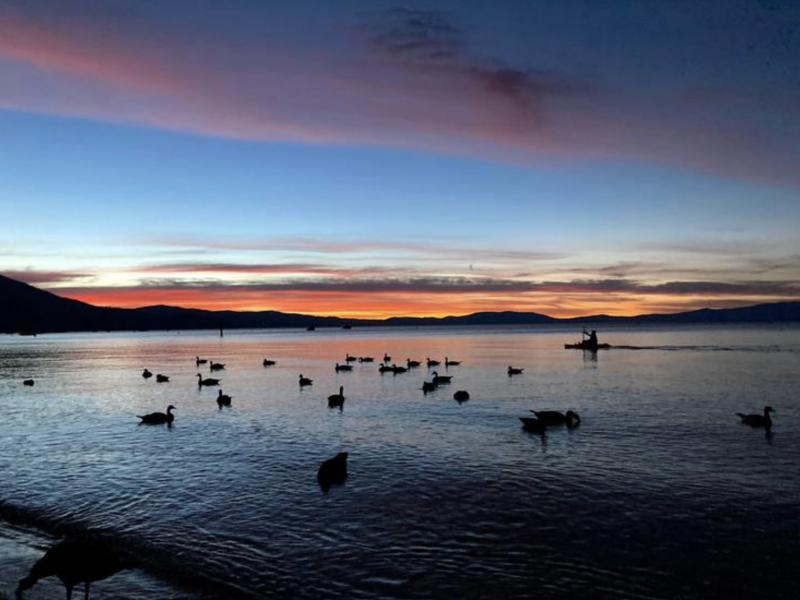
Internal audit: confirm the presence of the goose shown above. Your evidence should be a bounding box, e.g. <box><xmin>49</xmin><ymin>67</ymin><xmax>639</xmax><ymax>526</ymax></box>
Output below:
<box><xmin>391</xmin><ymin>364</ymin><xmax>408</xmax><ymax>374</ymax></box>
<box><xmin>155</xmin><ymin>374</ymin><xmax>170</xmax><ymax>383</ymax></box>
<box><xmin>382</xmin><ymin>353</ymin><xmax>391</xmax><ymax>363</ymax></box>
<box><xmin>406</xmin><ymin>359</ymin><xmax>421</xmax><ymax>368</ymax></box>
<box><xmin>23</xmin><ymin>379</ymin><xmax>35</xmax><ymax>386</ymax></box>
<box><xmin>378</xmin><ymin>363</ymin><xmax>394</xmax><ymax>373</ymax></box>
<box><xmin>422</xmin><ymin>381</ymin><xmax>437</xmax><ymax>393</ymax></box>
<box><xmin>453</xmin><ymin>390</ymin><xmax>470</xmax><ymax>402</ymax></box>
<box><xmin>16</xmin><ymin>536</ymin><xmax>129</xmax><ymax>600</ymax></box>
<box><xmin>358</xmin><ymin>356</ymin><xmax>374</xmax><ymax>363</ymax></box>
<box><xmin>328</xmin><ymin>386</ymin><xmax>345</xmax><ymax>409</ymax></box>
<box><xmin>531</xmin><ymin>410</ymin><xmax>581</xmax><ymax>428</ymax></box>
<box><xmin>137</xmin><ymin>405</ymin><xmax>176</xmax><ymax>425</ymax></box>
<box><xmin>195</xmin><ymin>356</ymin><xmax>208</xmax><ymax>366</ymax></box>
<box><xmin>335</xmin><ymin>363</ymin><xmax>353</xmax><ymax>372</ymax></box>
<box><xmin>508</xmin><ymin>366</ymin><xmax>524</xmax><ymax>376</ymax></box>
<box><xmin>262</xmin><ymin>359</ymin><xmax>276</xmax><ymax>367</ymax></box>
<box><xmin>317</xmin><ymin>452</ymin><xmax>348</xmax><ymax>491</ymax></box>
<box><xmin>197</xmin><ymin>374</ymin><xmax>221</xmax><ymax>386</ymax></box>
<box><xmin>345</xmin><ymin>354</ymin><xmax>358</xmax><ymax>363</ymax></box>
<box><xmin>217</xmin><ymin>390</ymin><xmax>232</xmax><ymax>407</ymax></box>
<box><xmin>431</xmin><ymin>371</ymin><xmax>452</xmax><ymax>385</ymax></box>
<box><xmin>519</xmin><ymin>417</ymin><xmax>545</xmax><ymax>433</ymax></box>
<box><xmin>299</xmin><ymin>374</ymin><xmax>313</xmax><ymax>387</ymax></box>
<box><xmin>426</xmin><ymin>358</ymin><xmax>441</xmax><ymax>368</ymax></box>
<box><xmin>209</xmin><ymin>362</ymin><xmax>225</xmax><ymax>371</ymax></box>
<box><xmin>445</xmin><ymin>357</ymin><xmax>461</xmax><ymax>367</ymax></box>
<box><xmin>736</xmin><ymin>406</ymin><xmax>775</xmax><ymax>429</ymax></box>
<box><xmin>142</xmin><ymin>369</ymin><xmax>153</xmax><ymax>379</ymax></box>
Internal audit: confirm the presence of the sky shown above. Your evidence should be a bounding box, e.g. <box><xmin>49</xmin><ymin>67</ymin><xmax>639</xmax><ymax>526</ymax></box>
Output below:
<box><xmin>0</xmin><ymin>0</ymin><xmax>798</xmax><ymax>318</ymax></box>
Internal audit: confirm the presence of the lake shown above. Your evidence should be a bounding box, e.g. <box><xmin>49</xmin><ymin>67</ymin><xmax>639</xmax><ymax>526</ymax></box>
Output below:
<box><xmin>1</xmin><ymin>324</ymin><xmax>798</xmax><ymax>599</ymax></box>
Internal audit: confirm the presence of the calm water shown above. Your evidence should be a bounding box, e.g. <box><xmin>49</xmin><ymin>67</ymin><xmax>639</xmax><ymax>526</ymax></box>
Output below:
<box><xmin>1</xmin><ymin>325</ymin><xmax>799</xmax><ymax>599</ymax></box>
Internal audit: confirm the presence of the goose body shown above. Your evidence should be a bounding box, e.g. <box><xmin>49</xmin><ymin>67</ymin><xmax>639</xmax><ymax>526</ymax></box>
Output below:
<box><xmin>335</xmin><ymin>363</ymin><xmax>353</xmax><ymax>372</ymax></box>
<box><xmin>378</xmin><ymin>363</ymin><xmax>394</xmax><ymax>373</ymax></box>
<box><xmin>155</xmin><ymin>374</ymin><xmax>170</xmax><ymax>383</ymax></box>
<box><xmin>209</xmin><ymin>362</ymin><xmax>225</xmax><ymax>371</ymax></box>
<box><xmin>262</xmin><ymin>359</ymin><xmax>276</xmax><ymax>367</ymax></box>
<box><xmin>531</xmin><ymin>410</ymin><xmax>581</xmax><ymax>427</ymax></box>
<box><xmin>431</xmin><ymin>371</ymin><xmax>452</xmax><ymax>385</ymax></box>
<box><xmin>217</xmin><ymin>390</ymin><xmax>232</xmax><ymax>407</ymax></box>
<box><xmin>426</xmin><ymin>358</ymin><xmax>440</xmax><ymax>367</ymax></box>
<box><xmin>317</xmin><ymin>452</ymin><xmax>348</xmax><ymax>491</ymax></box>
<box><xmin>358</xmin><ymin>356</ymin><xmax>374</xmax><ymax>363</ymax></box>
<box><xmin>299</xmin><ymin>374</ymin><xmax>313</xmax><ymax>387</ymax></box>
<box><xmin>345</xmin><ymin>354</ymin><xmax>358</xmax><ymax>363</ymax></box>
<box><xmin>391</xmin><ymin>364</ymin><xmax>408</xmax><ymax>374</ymax></box>
<box><xmin>407</xmin><ymin>359</ymin><xmax>421</xmax><ymax>368</ymax></box>
<box><xmin>383</xmin><ymin>353</ymin><xmax>392</xmax><ymax>363</ymax></box>
<box><xmin>142</xmin><ymin>369</ymin><xmax>153</xmax><ymax>379</ymax></box>
<box><xmin>137</xmin><ymin>405</ymin><xmax>176</xmax><ymax>425</ymax></box>
<box><xmin>422</xmin><ymin>381</ymin><xmax>436</xmax><ymax>393</ymax></box>
<box><xmin>736</xmin><ymin>406</ymin><xmax>775</xmax><ymax>429</ymax></box>
<box><xmin>445</xmin><ymin>357</ymin><xmax>461</xmax><ymax>367</ymax></box>
<box><xmin>454</xmin><ymin>390</ymin><xmax>470</xmax><ymax>402</ymax></box>
<box><xmin>23</xmin><ymin>379</ymin><xmax>35</xmax><ymax>386</ymax></box>
<box><xmin>328</xmin><ymin>386</ymin><xmax>345</xmax><ymax>409</ymax></box>
<box><xmin>16</xmin><ymin>536</ymin><xmax>128</xmax><ymax>600</ymax></box>
<box><xmin>508</xmin><ymin>366</ymin><xmax>524</xmax><ymax>376</ymax></box>
<box><xmin>195</xmin><ymin>356</ymin><xmax>208</xmax><ymax>366</ymax></box>
<box><xmin>197</xmin><ymin>374</ymin><xmax>221</xmax><ymax>386</ymax></box>
<box><xmin>519</xmin><ymin>417</ymin><xmax>545</xmax><ymax>433</ymax></box>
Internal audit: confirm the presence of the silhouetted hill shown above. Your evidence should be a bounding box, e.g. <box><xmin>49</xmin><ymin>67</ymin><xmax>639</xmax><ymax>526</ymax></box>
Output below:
<box><xmin>1</xmin><ymin>274</ymin><xmax>798</xmax><ymax>334</ymax></box>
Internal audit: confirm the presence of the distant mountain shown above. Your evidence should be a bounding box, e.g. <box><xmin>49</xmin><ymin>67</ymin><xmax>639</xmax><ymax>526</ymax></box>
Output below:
<box><xmin>1</xmin><ymin>273</ymin><xmax>798</xmax><ymax>334</ymax></box>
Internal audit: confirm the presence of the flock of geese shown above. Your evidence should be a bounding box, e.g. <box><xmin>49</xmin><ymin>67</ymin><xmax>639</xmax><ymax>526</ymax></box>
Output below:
<box><xmin>15</xmin><ymin>347</ymin><xmax>778</xmax><ymax>599</ymax></box>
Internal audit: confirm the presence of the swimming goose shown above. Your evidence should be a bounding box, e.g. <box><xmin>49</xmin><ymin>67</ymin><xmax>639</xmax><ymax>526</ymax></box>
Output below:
<box><xmin>507</xmin><ymin>366</ymin><xmax>524</xmax><ymax>376</ymax></box>
<box><xmin>422</xmin><ymin>381</ymin><xmax>437</xmax><ymax>393</ymax></box>
<box><xmin>262</xmin><ymin>359</ymin><xmax>276</xmax><ymax>367</ymax></box>
<box><xmin>197</xmin><ymin>374</ymin><xmax>221</xmax><ymax>386</ymax></box>
<box><xmin>445</xmin><ymin>357</ymin><xmax>461</xmax><ymax>367</ymax></box>
<box><xmin>358</xmin><ymin>356</ymin><xmax>374</xmax><ymax>363</ymax></box>
<box><xmin>195</xmin><ymin>356</ymin><xmax>208</xmax><ymax>366</ymax></box>
<box><xmin>378</xmin><ymin>363</ymin><xmax>394</xmax><ymax>373</ymax></box>
<box><xmin>531</xmin><ymin>410</ymin><xmax>581</xmax><ymax>427</ymax></box>
<box><xmin>407</xmin><ymin>359</ymin><xmax>421</xmax><ymax>368</ymax></box>
<box><xmin>345</xmin><ymin>354</ymin><xmax>358</xmax><ymax>363</ymax></box>
<box><xmin>209</xmin><ymin>362</ymin><xmax>225</xmax><ymax>371</ymax></box>
<box><xmin>137</xmin><ymin>405</ymin><xmax>176</xmax><ymax>425</ymax></box>
<box><xmin>519</xmin><ymin>417</ymin><xmax>545</xmax><ymax>433</ymax></box>
<box><xmin>335</xmin><ymin>363</ymin><xmax>353</xmax><ymax>372</ymax></box>
<box><xmin>391</xmin><ymin>364</ymin><xmax>408</xmax><ymax>374</ymax></box>
<box><xmin>217</xmin><ymin>390</ymin><xmax>232</xmax><ymax>407</ymax></box>
<box><xmin>426</xmin><ymin>358</ymin><xmax>441</xmax><ymax>367</ymax></box>
<box><xmin>155</xmin><ymin>374</ymin><xmax>170</xmax><ymax>383</ymax></box>
<box><xmin>23</xmin><ymin>379</ymin><xmax>35</xmax><ymax>386</ymax></box>
<box><xmin>383</xmin><ymin>353</ymin><xmax>392</xmax><ymax>363</ymax></box>
<box><xmin>142</xmin><ymin>369</ymin><xmax>153</xmax><ymax>379</ymax></box>
<box><xmin>431</xmin><ymin>371</ymin><xmax>452</xmax><ymax>385</ymax></box>
<box><xmin>317</xmin><ymin>452</ymin><xmax>348</xmax><ymax>491</ymax></box>
<box><xmin>328</xmin><ymin>386</ymin><xmax>345</xmax><ymax>409</ymax></box>
<box><xmin>453</xmin><ymin>390</ymin><xmax>470</xmax><ymax>402</ymax></box>
<box><xmin>736</xmin><ymin>406</ymin><xmax>775</xmax><ymax>429</ymax></box>
<box><xmin>16</xmin><ymin>536</ymin><xmax>129</xmax><ymax>600</ymax></box>
<box><xmin>299</xmin><ymin>374</ymin><xmax>313</xmax><ymax>387</ymax></box>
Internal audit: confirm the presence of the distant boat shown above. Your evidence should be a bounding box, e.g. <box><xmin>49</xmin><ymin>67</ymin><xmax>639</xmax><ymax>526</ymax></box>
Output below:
<box><xmin>564</xmin><ymin>342</ymin><xmax>612</xmax><ymax>350</ymax></box>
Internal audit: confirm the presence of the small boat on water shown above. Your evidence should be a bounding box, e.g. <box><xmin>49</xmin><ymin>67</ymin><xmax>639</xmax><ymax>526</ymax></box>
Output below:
<box><xmin>564</xmin><ymin>341</ymin><xmax>612</xmax><ymax>350</ymax></box>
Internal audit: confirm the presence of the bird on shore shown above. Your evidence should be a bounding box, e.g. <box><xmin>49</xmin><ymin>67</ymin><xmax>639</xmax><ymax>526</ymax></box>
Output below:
<box><xmin>217</xmin><ymin>390</ymin><xmax>232</xmax><ymax>408</ymax></box>
<box><xmin>197</xmin><ymin>374</ymin><xmax>221</xmax><ymax>387</ymax></box>
<box><xmin>432</xmin><ymin>371</ymin><xmax>452</xmax><ymax>385</ymax></box>
<box><xmin>317</xmin><ymin>452</ymin><xmax>348</xmax><ymax>491</ymax></box>
<box><xmin>508</xmin><ymin>366</ymin><xmax>524</xmax><ymax>376</ymax></box>
<box><xmin>155</xmin><ymin>374</ymin><xmax>170</xmax><ymax>383</ymax></box>
<box><xmin>142</xmin><ymin>369</ymin><xmax>153</xmax><ymax>379</ymax></box>
<box><xmin>426</xmin><ymin>358</ymin><xmax>440</xmax><ymax>368</ymax></box>
<box><xmin>445</xmin><ymin>357</ymin><xmax>461</xmax><ymax>367</ymax></box>
<box><xmin>16</xmin><ymin>536</ymin><xmax>129</xmax><ymax>600</ymax></box>
<box><xmin>519</xmin><ymin>417</ymin><xmax>545</xmax><ymax>433</ymax></box>
<box><xmin>736</xmin><ymin>406</ymin><xmax>775</xmax><ymax>429</ymax></box>
<box><xmin>407</xmin><ymin>359</ymin><xmax>421</xmax><ymax>368</ymax></box>
<box><xmin>137</xmin><ymin>405</ymin><xmax>176</xmax><ymax>425</ymax></box>
<box><xmin>209</xmin><ymin>362</ymin><xmax>225</xmax><ymax>371</ymax></box>
<box><xmin>335</xmin><ymin>363</ymin><xmax>353</xmax><ymax>372</ymax></box>
<box><xmin>299</xmin><ymin>374</ymin><xmax>313</xmax><ymax>387</ymax></box>
<box><xmin>23</xmin><ymin>379</ymin><xmax>35</xmax><ymax>386</ymax></box>
<box><xmin>531</xmin><ymin>410</ymin><xmax>581</xmax><ymax>428</ymax></box>
<box><xmin>328</xmin><ymin>386</ymin><xmax>345</xmax><ymax>409</ymax></box>
<box><xmin>454</xmin><ymin>390</ymin><xmax>470</xmax><ymax>402</ymax></box>
<box><xmin>262</xmin><ymin>359</ymin><xmax>276</xmax><ymax>367</ymax></box>
<box><xmin>358</xmin><ymin>356</ymin><xmax>374</xmax><ymax>363</ymax></box>
<box><xmin>195</xmin><ymin>356</ymin><xmax>208</xmax><ymax>366</ymax></box>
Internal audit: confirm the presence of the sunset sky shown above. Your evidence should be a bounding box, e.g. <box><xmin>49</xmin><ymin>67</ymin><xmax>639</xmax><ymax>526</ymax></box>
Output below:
<box><xmin>1</xmin><ymin>0</ymin><xmax>798</xmax><ymax>318</ymax></box>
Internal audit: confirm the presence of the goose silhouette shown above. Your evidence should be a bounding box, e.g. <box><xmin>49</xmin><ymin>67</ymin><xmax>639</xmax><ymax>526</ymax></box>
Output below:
<box><xmin>23</xmin><ymin>379</ymin><xmax>35</xmax><ymax>386</ymax></box>
<box><xmin>141</xmin><ymin>369</ymin><xmax>153</xmax><ymax>379</ymax></box>
<box><xmin>262</xmin><ymin>359</ymin><xmax>276</xmax><ymax>367</ymax></box>
<box><xmin>16</xmin><ymin>536</ymin><xmax>129</xmax><ymax>600</ymax></box>
<box><xmin>431</xmin><ymin>371</ymin><xmax>452</xmax><ymax>385</ymax></box>
<box><xmin>445</xmin><ymin>357</ymin><xmax>461</xmax><ymax>367</ymax></box>
<box><xmin>335</xmin><ymin>363</ymin><xmax>353</xmax><ymax>372</ymax></box>
<box><xmin>318</xmin><ymin>452</ymin><xmax>348</xmax><ymax>491</ymax></box>
<box><xmin>209</xmin><ymin>362</ymin><xmax>225</xmax><ymax>371</ymax></box>
<box><xmin>137</xmin><ymin>405</ymin><xmax>176</xmax><ymax>425</ymax></box>
<box><xmin>345</xmin><ymin>354</ymin><xmax>358</xmax><ymax>363</ymax></box>
<box><xmin>422</xmin><ymin>381</ymin><xmax>436</xmax><ymax>393</ymax></box>
<box><xmin>406</xmin><ymin>359</ymin><xmax>421</xmax><ymax>368</ymax></box>
<box><xmin>299</xmin><ymin>374</ymin><xmax>313</xmax><ymax>387</ymax></box>
<box><xmin>453</xmin><ymin>390</ymin><xmax>470</xmax><ymax>402</ymax></box>
<box><xmin>195</xmin><ymin>356</ymin><xmax>208</xmax><ymax>366</ymax></box>
<box><xmin>358</xmin><ymin>356</ymin><xmax>374</xmax><ymax>363</ymax></box>
<box><xmin>155</xmin><ymin>374</ymin><xmax>170</xmax><ymax>383</ymax></box>
<box><xmin>736</xmin><ymin>406</ymin><xmax>775</xmax><ymax>429</ymax></box>
<box><xmin>197</xmin><ymin>374</ymin><xmax>221</xmax><ymax>387</ymax></box>
<box><xmin>328</xmin><ymin>386</ymin><xmax>345</xmax><ymax>409</ymax></box>
<box><xmin>519</xmin><ymin>417</ymin><xmax>545</xmax><ymax>433</ymax></box>
<box><xmin>426</xmin><ymin>358</ymin><xmax>440</xmax><ymax>367</ymax></box>
<box><xmin>507</xmin><ymin>366</ymin><xmax>524</xmax><ymax>376</ymax></box>
<box><xmin>217</xmin><ymin>390</ymin><xmax>232</xmax><ymax>408</ymax></box>
<box><xmin>531</xmin><ymin>410</ymin><xmax>581</xmax><ymax>427</ymax></box>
